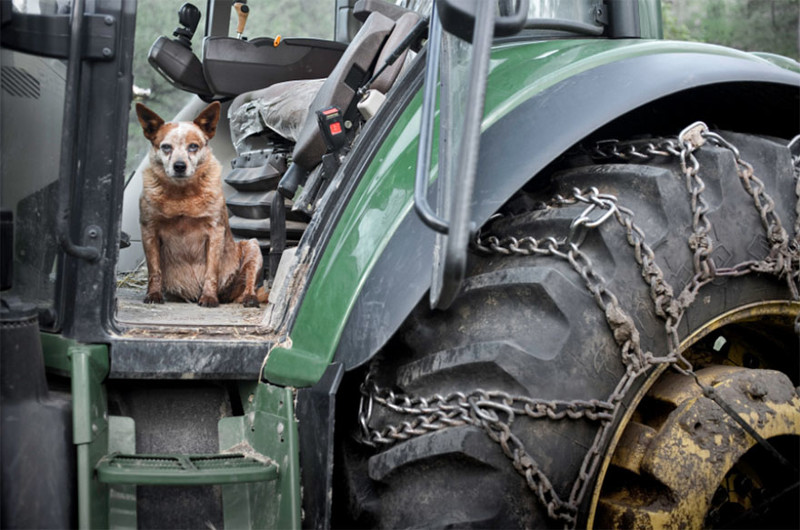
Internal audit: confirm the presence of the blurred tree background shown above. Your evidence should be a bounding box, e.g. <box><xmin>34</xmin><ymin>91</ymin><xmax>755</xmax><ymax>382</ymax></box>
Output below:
<box><xmin>662</xmin><ymin>0</ymin><xmax>799</xmax><ymax>59</ymax></box>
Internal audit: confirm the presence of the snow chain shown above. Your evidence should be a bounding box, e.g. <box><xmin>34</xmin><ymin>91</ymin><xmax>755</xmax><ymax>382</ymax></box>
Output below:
<box><xmin>357</xmin><ymin>123</ymin><xmax>800</xmax><ymax>528</ymax></box>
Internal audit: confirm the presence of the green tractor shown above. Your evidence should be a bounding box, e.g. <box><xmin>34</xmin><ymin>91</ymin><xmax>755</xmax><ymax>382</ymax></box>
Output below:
<box><xmin>2</xmin><ymin>0</ymin><xmax>799</xmax><ymax>527</ymax></box>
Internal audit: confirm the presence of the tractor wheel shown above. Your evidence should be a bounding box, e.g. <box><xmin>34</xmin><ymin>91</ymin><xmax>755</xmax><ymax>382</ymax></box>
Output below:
<box><xmin>336</xmin><ymin>129</ymin><xmax>800</xmax><ymax>528</ymax></box>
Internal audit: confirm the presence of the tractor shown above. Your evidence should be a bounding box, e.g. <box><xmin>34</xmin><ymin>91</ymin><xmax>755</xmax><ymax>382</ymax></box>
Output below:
<box><xmin>1</xmin><ymin>0</ymin><xmax>799</xmax><ymax>528</ymax></box>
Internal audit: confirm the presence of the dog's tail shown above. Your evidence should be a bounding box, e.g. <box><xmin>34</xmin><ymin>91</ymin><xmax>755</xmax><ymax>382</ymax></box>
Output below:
<box><xmin>257</xmin><ymin>285</ymin><xmax>270</xmax><ymax>304</ymax></box>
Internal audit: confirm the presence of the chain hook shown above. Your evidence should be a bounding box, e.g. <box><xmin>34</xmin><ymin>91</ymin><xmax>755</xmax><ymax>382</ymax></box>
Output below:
<box><xmin>569</xmin><ymin>188</ymin><xmax>618</xmax><ymax>246</ymax></box>
<box><xmin>678</xmin><ymin>121</ymin><xmax>709</xmax><ymax>151</ymax></box>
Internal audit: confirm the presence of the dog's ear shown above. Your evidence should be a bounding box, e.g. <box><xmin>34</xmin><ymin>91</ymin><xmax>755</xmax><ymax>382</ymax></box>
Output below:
<box><xmin>194</xmin><ymin>101</ymin><xmax>221</xmax><ymax>140</ymax></box>
<box><xmin>136</xmin><ymin>103</ymin><xmax>165</xmax><ymax>143</ymax></box>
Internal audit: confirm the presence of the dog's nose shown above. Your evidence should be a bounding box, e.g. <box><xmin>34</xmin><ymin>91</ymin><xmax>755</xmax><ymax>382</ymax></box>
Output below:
<box><xmin>173</xmin><ymin>161</ymin><xmax>187</xmax><ymax>174</ymax></box>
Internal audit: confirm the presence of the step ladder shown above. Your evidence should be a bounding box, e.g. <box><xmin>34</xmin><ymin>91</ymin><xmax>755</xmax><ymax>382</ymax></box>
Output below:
<box><xmin>96</xmin><ymin>453</ymin><xmax>278</xmax><ymax>486</ymax></box>
<box><xmin>68</xmin><ymin>344</ymin><xmax>300</xmax><ymax>530</ymax></box>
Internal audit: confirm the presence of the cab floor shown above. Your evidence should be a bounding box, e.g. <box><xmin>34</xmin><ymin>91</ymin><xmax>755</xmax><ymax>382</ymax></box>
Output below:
<box><xmin>115</xmin><ymin>286</ymin><xmax>267</xmax><ymax>328</ymax></box>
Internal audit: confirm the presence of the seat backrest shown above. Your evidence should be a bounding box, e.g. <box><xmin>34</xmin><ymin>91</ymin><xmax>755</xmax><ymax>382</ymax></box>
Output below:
<box><xmin>291</xmin><ymin>12</ymin><xmax>395</xmax><ymax>171</ymax></box>
<box><xmin>369</xmin><ymin>11</ymin><xmax>422</xmax><ymax>94</ymax></box>
<box><xmin>353</xmin><ymin>0</ymin><xmax>415</xmax><ymax>22</ymax></box>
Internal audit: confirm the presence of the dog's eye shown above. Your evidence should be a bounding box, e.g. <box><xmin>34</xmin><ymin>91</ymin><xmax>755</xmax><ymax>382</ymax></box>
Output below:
<box><xmin>160</xmin><ymin>144</ymin><xmax>172</xmax><ymax>154</ymax></box>
<box><xmin>188</xmin><ymin>143</ymin><xmax>200</xmax><ymax>153</ymax></box>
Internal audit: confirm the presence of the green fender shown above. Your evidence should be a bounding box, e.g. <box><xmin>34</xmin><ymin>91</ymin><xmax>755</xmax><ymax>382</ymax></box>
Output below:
<box><xmin>264</xmin><ymin>39</ymin><xmax>800</xmax><ymax>387</ymax></box>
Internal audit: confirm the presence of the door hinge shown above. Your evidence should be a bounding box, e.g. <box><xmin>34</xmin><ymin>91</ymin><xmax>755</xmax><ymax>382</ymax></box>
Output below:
<box><xmin>85</xmin><ymin>14</ymin><xmax>117</xmax><ymax>60</ymax></box>
<box><xmin>593</xmin><ymin>3</ymin><xmax>609</xmax><ymax>26</ymax></box>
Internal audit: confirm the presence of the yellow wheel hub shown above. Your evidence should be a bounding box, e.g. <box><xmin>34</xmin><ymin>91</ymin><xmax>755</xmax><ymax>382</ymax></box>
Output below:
<box><xmin>593</xmin><ymin>301</ymin><xmax>800</xmax><ymax>528</ymax></box>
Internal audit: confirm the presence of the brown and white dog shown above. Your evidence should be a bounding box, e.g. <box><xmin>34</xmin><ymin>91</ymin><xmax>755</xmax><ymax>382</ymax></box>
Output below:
<box><xmin>136</xmin><ymin>101</ymin><xmax>266</xmax><ymax>307</ymax></box>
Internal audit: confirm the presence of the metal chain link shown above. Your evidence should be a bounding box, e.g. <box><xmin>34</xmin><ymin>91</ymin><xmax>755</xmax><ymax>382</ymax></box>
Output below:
<box><xmin>702</xmin><ymin>127</ymin><xmax>797</xmax><ymax>298</ymax></box>
<box><xmin>358</xmin><ymin>358</ymin><xmax>614</xmax><ymax>524</ymax></box>
<box><xmin>360</xmin><ymin>187</ymin><xmax>668</xmax><ymax>527</ymax></box>
<box><xmin>677</xmin><ymin>122</ymin><xmax>718</xmax><ymax>284</ymax></box>
<box><xmin>594</xmin><ymin>124</ymin><xmax>800</xmax><ymax>299</ymax></box>
<box><xmin>356</xmin><ymin>123</ymin><xmax>800</xmax><ymax>528</ymax></box>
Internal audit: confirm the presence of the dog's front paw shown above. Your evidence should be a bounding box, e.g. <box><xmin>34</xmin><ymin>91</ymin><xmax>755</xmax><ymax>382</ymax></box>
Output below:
<box><xmin>241</xmin><ymin>294</ymin><xmax>260</xmax><ymax>308</ymax></box>
<box><xmin>143</xmin><ymin>292</ymin><xmax>164</xmax><ymax>304</ymax></box>
<box><xmin>198</xmin><ymin>294</ymin><xmax>219</xmax><ymax>307</ymax></box>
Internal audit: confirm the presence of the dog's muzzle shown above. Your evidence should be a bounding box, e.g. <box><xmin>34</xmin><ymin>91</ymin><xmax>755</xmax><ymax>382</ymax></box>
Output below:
<box><xmin>173</xmin><ymin>161</ymin><xmax>188</xmax><ymax>175</ymax></box>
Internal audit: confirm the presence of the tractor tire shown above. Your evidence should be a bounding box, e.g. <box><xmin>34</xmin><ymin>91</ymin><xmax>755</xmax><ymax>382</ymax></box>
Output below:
<box><xmin>336</xmin><ymin>131</ymin><xmax>800</xmax><ymax>528</ymax></box>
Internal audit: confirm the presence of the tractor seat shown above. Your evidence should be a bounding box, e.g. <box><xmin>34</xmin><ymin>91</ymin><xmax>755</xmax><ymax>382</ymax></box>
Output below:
<box><xmin>228</xmin><ymin>9</ymin><xmax>422</xmax><ymax>169</ymax></box>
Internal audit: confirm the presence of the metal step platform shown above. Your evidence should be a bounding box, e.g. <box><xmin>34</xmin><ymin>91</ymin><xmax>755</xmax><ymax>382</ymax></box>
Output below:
<box><xmin>227</xmin><ymin>190</ymin><xmax>308</xmax><ymax>221</ymax></box>
<box><xmin>230</xmin><ymin>215</ymin><xmax>307</xmax><ymax>240</ymax></box>
<box><xmin>96</xmin><ymin>452</ymin><xmax>278</xmax><ymax>486</ymax></box>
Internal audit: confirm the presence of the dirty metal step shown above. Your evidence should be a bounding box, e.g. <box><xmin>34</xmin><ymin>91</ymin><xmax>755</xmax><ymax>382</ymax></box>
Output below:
<box><xmin>227</xmin><ymin>190</ymin><xmax>308</xmax><ymax>222</ymax></box>
<box><xmin>96</xmin><ymin>453</ymin><xmax>278</xmax><ymax>486</ymax></box>
<box><xmin>225</xmin><ymin>165</ymin><xmax>283</xmax><ymax>192</ymax></box>
<box><xmin>225</xmin><ymin>151</ymin><xmax>287</xmax><ymax>191</ymax></box>
<box><xmin>231</xmin><ymin>150</ymin><xmax>287</xmax><ymax>170</ymax></box>
<box><xmin>234</xmin><ymin>236</ymin><xmax>300</xmax><ymax>255</ymax></box>
<box><xmin>229</xmin><ymin>215</ymin><xmax>308</xmax><ymax>240</ymax></box>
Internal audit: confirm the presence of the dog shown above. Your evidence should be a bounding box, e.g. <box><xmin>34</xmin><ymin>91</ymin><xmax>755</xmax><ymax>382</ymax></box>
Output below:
<box><xmin>136</xmin><ymin>101</ymin><xmax>266</xmax><ymax>307</ymax></box>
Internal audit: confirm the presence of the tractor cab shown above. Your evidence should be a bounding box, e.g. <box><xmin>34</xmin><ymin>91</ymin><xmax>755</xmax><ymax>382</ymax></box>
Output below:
<box><xmin>115</xmin><ymin>0</ymin><xmax>431</xmax><ymax>333</ymax></box>
<box><xmin>114</xmin><ymin>0</ymin><xmax>627</xmax><ymax>331</ymax></box>
<box><xmin>2</xmin><ymin>1</ymin><xmax>798</xmax><ymax>529</ymax></box>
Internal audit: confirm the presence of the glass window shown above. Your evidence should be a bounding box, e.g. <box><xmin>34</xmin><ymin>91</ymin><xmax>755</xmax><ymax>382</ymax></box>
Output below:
<box><xmin>226</xmin><ymin>0</ymin><xmax>334</xmax><ymax>39</ymax></box>
<box><xmin>528</xmin><ymin>0</ymin><xmax>598</xmax><ymax>26</ymax></box>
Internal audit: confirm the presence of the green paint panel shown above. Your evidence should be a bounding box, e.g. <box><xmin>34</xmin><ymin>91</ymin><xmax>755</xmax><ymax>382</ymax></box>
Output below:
<box><xmin>71</xmin><ymin>344</ymin><xmax>110</xmax><ymax>530</ymax></box>
<box><xmin>41</xmin><ymin>338</ymin><xmax>134</xmax><ymax>528</ymax></box>
<box><xmin>264</xmin><ymin>38</ymin><xmax>781</xmax><ymax>387</ymax></box>
<box><xmin>41</xmin><ymin>332</ymin><xmax>77</xmax><ymax>375</ymax></box>
<box><xmin>219</xmin><ymin>383</ymin><xmax>301</xmax><ymax>529</ymax></box>
<box><xmin>77</xmin><ymin>442</ymin><xmax>109</xmax><ymax>530</ymax></box>
<box><xmin>107</xmin><ymin>416</ymin><xmax>137</xmax><ymax>530</ymax></box>
<box><xmin>72</xmin><ymin>345</ymin><xmax>109</xmax><ymax>444</ymax></box>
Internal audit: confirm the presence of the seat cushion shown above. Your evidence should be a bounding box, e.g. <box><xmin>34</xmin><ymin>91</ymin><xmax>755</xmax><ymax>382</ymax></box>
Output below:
<box><xmin>228</xmin><ymin>78</ymin><xmax>324</xmax><ymax>151</ymax></box>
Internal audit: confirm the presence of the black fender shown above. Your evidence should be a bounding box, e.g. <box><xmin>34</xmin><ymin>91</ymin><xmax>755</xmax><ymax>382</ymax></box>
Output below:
<box><xmin>333</xmin><ymin>50</ymin><xmax>800</xmax><ymax>371</ymax></box>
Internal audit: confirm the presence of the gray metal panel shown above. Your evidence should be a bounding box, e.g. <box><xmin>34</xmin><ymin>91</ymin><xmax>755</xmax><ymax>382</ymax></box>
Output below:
<box><xmin>205</xmin><ymin>0</ymin><xmax>234</xmax><ymax>37</ymax></box>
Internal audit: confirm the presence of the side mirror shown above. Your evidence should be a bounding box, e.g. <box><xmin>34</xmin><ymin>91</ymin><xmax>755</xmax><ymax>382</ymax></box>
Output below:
<box><xmin>437</xmin><ymin>0</ymin><xmax>528</xmax><ymax>42</ymax></box>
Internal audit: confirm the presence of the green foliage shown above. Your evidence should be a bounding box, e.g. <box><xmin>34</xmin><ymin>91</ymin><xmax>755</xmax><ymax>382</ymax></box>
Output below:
<box><xmin>700</xmin><ymin>0</ymin><xmax>735</xmax><ymax>45</ymax></box>
<box><xmin>717</xmin><ymin>0</ymin><xmax>799</xmax><ymax>59</ymax></box>
<box><xmin>662</xmin><ymin>0</ymin><xmax>799</xmax><ymax>59</ymax></box>
<box><xmin>661</xmin><ymin>1</ymin><xmax>692</xmax><ymax>41</ymax></box>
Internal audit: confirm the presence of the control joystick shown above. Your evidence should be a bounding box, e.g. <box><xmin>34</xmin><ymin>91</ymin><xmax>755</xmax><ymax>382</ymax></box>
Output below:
<box><xmin>173</xmin><ymin>3</ymin><xmax>201</xmax><ymax>48</ymax></box>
